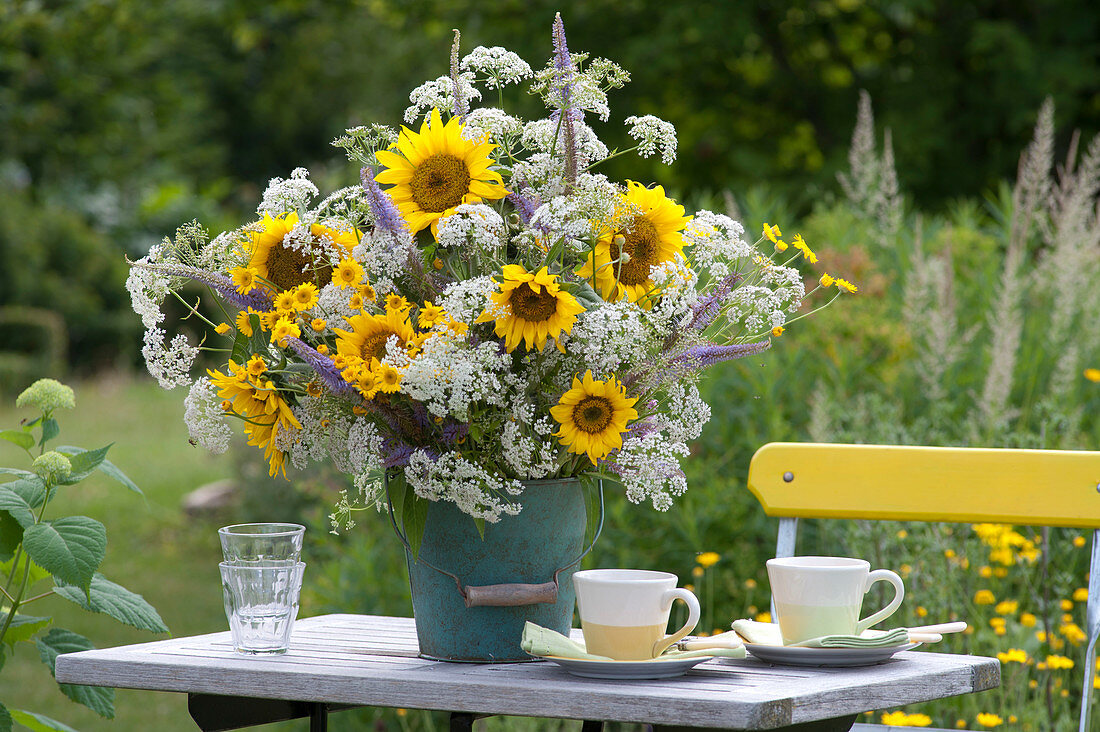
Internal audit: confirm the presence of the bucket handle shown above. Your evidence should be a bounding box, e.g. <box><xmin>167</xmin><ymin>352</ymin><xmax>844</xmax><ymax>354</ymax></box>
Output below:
<box><xmin>386</xmin><ymin>478</ymin><xmax>605</xmax><ymax>609</ymax></box>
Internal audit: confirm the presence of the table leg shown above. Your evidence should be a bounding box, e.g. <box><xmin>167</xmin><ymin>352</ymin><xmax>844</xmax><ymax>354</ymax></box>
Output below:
<box><xmin>187</xmin><ymin>693</ymin><xmax>352</xmax><ymax>732</ymax></box>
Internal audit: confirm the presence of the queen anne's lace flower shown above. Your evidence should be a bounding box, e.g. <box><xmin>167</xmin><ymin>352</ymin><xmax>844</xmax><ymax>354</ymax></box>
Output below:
<box><xmin>461</xmin><ymin>108</ymin><xmax>523</xmax><ymax>143</ymax></box>
<box><xmin>624</xmin><ymin>115</ymin><xmax>678</xmax><ymax>164</ymax></box>
<box><xmin>405</xmin><ymin>74</ymin><xmax>482</xmax><ymax>123</ymax></box>
<box><xmin>461</xmin><ymin>46</ymin><xmax>533</xmax><ymax>88</ymax></box>
<box><xmin>258</xmin><ymin>168</ymin><xmax>318</xmax><ymax>216</ymax></box>
<box><xmin>184</xmin><ymin>378</ymin><xmax>232</xmax><ymax>454</ymax></box>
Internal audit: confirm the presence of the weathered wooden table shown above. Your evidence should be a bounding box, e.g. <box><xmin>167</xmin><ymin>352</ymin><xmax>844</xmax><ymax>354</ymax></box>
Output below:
<box><xmin>55</xmin><ymin>614</ymin><xmax>999</xmax><ymax>732</ymax></box>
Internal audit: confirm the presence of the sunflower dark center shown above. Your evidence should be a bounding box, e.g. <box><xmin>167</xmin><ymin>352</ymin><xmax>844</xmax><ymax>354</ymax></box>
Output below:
<box><xmin>410</xmin><ymin>154</ymin><xmax>471</xmax><ymax>213</ymax></box>
<box><xmin>610</xmin><ymin>215</ymin><xmax>660</xmax><ymax>286</ymax></box>
<box><xmin>573</xmin><ymin>396</ymin><xmax>613</xmax><ymax>434</ymax></box>
<box><xmin>360</xmin><ymin>330</ymin><xmax>404</xmax><ymax>362</ymax></box>
<box><xmin>266</xmin><ymin>241</ymin><xmax>333</xmax><ymax>292</ymax></box>
<box><xmin>510</xmin><ymin>282</ymin><xmax>558</xmax><ymax>322</ymax></box>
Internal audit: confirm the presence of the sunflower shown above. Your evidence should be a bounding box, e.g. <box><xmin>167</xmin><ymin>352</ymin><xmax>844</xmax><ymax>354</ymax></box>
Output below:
<box><xmin>550</xmin><ymin>371</ymin><xmax>638</xmax><ymax>465</ymax></box>
<box><xmin>245</xmin><ymin>213</ymin><xmax>353</xmax><ymax>292</ymax></box>
<box><xmin>333</xmin><ymin>309</ymin><xmax>417</xmax><ymax>367</ymax></box>
<box><xmin>475</xmin><ymin>264</ymin><xmax>585</xmax><ymax>352</ymax></box>
<box><xmin>375</xmin><ymin>108</ymin><xmax>508</xmax><ymax>237</ymax></box>
<box><xmin>577</xmin><ymin>181</ymin><xmax>691</xmax><ymax>305</ymax></box>
<box><xmin>208</xmin><ymin>363</ymin><xmax>301</xmax><ymax>478</ymax></box>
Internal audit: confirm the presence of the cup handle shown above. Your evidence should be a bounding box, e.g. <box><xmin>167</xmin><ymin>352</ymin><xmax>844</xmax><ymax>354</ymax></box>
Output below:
<box><xmin>855</xmin><ymin>569</ymin><xmax>905</xmax><ymax>634</ymax></box>
<box><xmin>652</xmin><ymin>588</ymin><xmax>701</xmax><ymax>657</ymax></box>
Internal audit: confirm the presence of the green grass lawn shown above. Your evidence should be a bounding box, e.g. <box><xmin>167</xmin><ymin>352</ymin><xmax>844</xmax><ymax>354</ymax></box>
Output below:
<box><xmin>0</xmin><ymin>373</ymin><xmax>252</xmax><ymax>731</ymax></box>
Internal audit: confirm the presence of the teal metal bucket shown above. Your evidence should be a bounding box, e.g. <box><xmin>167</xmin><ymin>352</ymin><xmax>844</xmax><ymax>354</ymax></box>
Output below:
<box><xmin>390</xmin><ymin>477</ymin><xmax>601</xmax><ymax>662</ymax></box>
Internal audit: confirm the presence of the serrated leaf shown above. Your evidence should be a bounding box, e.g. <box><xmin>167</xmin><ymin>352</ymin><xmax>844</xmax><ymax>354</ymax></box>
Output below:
<box><xmin>0</xmin><ymin>511</ymin><xmax>23</xmax><ymax>560</ymax></box>
<box><xmin>38</xmin><ymin>419</ymin><xmax>59</xmax><ymax>448</ymax></box>
<box><xmin>0</xmin><ymin>556</ymin><xmax>50</xmax><ymax>586</ymax></box>
<box><xmin>53</xmin><ymin>446</ymin><xmax>110</xmax><ymax>486</ymax></box>
<box><xmin>0</xmin><ymin>703</ymin><xmax>10</xmax><ymax>732</ymax></box>
<box><xmin>54</xmin><ymin>448</ymin><xmax>141</xmax><ymax>496</ymax></box>
<box><xmin>32</xmin><ymin>630</ymin><xmax>117</xmax><ymax>720</ymax></box>
<box><xmin>230</xmin><ymin>328</ymin><xmax>250</xmax><ymax>366</ymax></box>
<box><xmin>22</xmin><ymin>518</ymin><xmax>106</xmax><ymax>592</ymax></box>
<box><xmin>2</xmin><ymin>613</ymin><xmax>52</xmax><ymax>647</ymax></box>
<box><xmin>0</xmin><ymin>487</ymin><xmax>36</xmax><ymax>529</ymax></box>
<box><xmin>54</xmin><ymin>574</ymin><xmax>168</xmax><ymax>634</ymax></box>
<box><xmin>0</xmin><ymin>431</ymin><xmax>34</xmax><ymax>451</ymax></box>
<box><xmin>10</xmin><ymin>708</ymin><xmax>81</xmax><ymax>732</ymax></box>
<box><xmin>6</xmin><ymin>477</ymin><xmax>45</xmax><ymax>509</ymax></box>
<box><xmin>0</xmin><ymin>469</ymin><xmax>33</xmax><ymax>478</ymax></box>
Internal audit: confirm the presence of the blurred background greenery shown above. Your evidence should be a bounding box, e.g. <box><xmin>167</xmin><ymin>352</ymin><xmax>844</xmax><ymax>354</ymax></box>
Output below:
<box><xmin>2</xmin><ymin>1</ymin><xmax>1100</xmax><ymax>730</ymax></box>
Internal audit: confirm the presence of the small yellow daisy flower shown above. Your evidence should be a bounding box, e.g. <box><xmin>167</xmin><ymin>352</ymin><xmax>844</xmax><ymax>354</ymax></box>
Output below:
<box><xmin>332</xmin><ymin>258</ymin><xmax>365</xmax><ymax>289</ymax></box>
<box><xmin>792</xmin><ymin>233</ymin><xmax>818</xmax><ymax>264</ymax></box>
<box><xmin>270</xmin><ymin>317</ymin><xmax>301</xmax><ymax>347</ymax></box>
<box><xmin>386</xmin><ymin>294</ymin><xmax>411</xmax><ymax>312</ymax></box>
<box><xmin>994</xmin><ymin>600</ymin><xmax>1018</xmax><ymax>615</ymax></box>
<box><xmin>348</xmin><ymin>293</ymin><xmax>365</xmax><ymax>310</ymax></box>
<box><xmin>771</xmin><ymin>325</ymin><xmax>785</xmax><ymax>337</ymax></box>
<box><xmin>1085</xmin><ymin>368</ymin><xmax>1100</xmax><ymax>382</ymax></box>
<box><xmin>1074</xmin><ymin>587</ymin><xmax>1088</xmax><ymax>602</ymax></box>
<box><xmin>1061</xmin><ymin>599</ymin><xmax>1073</xmax><ymax>611</ymax></box>
<box><xmin>418</xmin><ymin>301</ymin><xmax>445</xmax><ymax>329</ymax></box>
<box><xmin>775</xmin><ymin>240</ymin><xmax>788</xmax><ymax>252</ymax></box>
<box><xmin>311</xmin><ymin>318</ymin><xmax>327</xmax><ymax>332</ymax></box>
<box><xmin>1020</xmin><ymin>612</ymin><xmax>1037</xmax><ymax>627</ymax></box>
<box><xmin>293</xmin><ymin>282</ymin><xmax>319</xmax><ymax>311</ymax></box>
<box><xmin>361</xmin><ymin>283</ymin><xmax>377</xmax><ymax>302</ymax></box>
<box><xmin>376</xmin><ymin>363</ymin><xmax>402</xmax><ymax>394</ymax></box>
<box><xmin>974</xmin><ymin>589</ymin><xmax>995</xmax><ymax>605</ymax></box>
<box><xmin>975</xmin><ymin>712</ymin><xmax>1003</xmax><ymax>728</ymax></box>
<box><xmin>316</xmin><ymin>343</ymin><xmax>328</xmax><ymax>355</ymax></box>
<box><xmin>230</xmin><ymin>266</ymin><xmax>260</xmax><ymax>295</ymax></box>
<box><xmin>762</xmin><ymin>222</ymin><xmax>781</xmax><ymax>243</ymax></box>
<box><xmin>214</xmin><ymin>322</ymin><xmax>231</xmax><ymax>335</ymax></box>
<box><xmin>835</xmin><ymin>277</ymin><xmax>858</xmax><ymax>293</ymax></box>
<box><xmin>246</xmin><ymin>355</ymin><xmax>267</xmax><ymax>378</ymax></box>
<box><xmin>274</xmin><ymin>290</ymin><xmax>297</xmax><ymax>313</ymax></box>
<box><xmin>819</xmin><ymin>273</ymin><xmax>835</xmax><ymax>287</ymax></box>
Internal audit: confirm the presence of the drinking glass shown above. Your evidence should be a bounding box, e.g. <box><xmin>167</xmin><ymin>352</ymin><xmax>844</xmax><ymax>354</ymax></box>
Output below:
<box><xmin>219</xmin><ymin>523</ymin><xmax>305</xmax><ymax>564</ymax></box>
<box><xmin>219</xmin><ymin>560</ymin><xmax>305</xmax><ymax>654</ymax></box>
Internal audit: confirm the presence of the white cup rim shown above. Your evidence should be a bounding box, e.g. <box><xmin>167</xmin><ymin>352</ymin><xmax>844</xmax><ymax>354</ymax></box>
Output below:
<box><xmin>219</xmin><ymin>560</ymin><xmax>306</xmax><ymax>571</ymax></box>
<box><xmin>573</xmin><ymin>569</ymin><xmax>676</xmax><ymax>583</ymax></box>
<box><xmin>767</xmin><ymin>556</ymin><xmax>870</xmax><ymax>570</ymax></box>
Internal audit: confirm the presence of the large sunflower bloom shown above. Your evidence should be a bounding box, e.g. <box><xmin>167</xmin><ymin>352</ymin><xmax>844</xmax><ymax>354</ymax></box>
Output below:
<box><xmin>577</xmin><ymin>181</ymin><xmax>691</xmax><ymax>305</ymax></box>
<box><xmin>208</xmin><ymin>363</ymin><xmax>301</xmax><ymax>478</ymax></box>
<box><xmin>333</xmin><ymin>309</ymin><xmax>418</xmax><ymax>368</ymax></box>
<box><xmin>550</xmin><ymin>371</ymin><xmax>638</xmax><ymax>465</ymax></box>
<box><xmin>245</xmin><ymin>213</ymin><xmax>356</xmax><ymax>292</ymax></box>
<box><xmin>375</xmin><ymin>108</ymin><xmax>508</xmax><ymax>237</ymax></box>
<box><xmin>476</xmin><ymin>265</ymin><xmax>585</xmax><ymax>352</ymax></box>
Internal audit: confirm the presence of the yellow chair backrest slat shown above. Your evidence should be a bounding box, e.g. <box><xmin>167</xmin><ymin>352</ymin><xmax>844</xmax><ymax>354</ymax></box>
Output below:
<box><xmin>747</xmin><ymin>442</ymin><xmax>1100</xmax><ymax>528</ymax></box>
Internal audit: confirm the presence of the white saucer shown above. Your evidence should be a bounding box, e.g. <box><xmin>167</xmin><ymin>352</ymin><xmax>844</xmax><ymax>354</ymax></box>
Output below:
<box><xmin>534</xmin><ymin>654</ymin><xmax>714</xmax><ymax>679</ymax></box>
<box><xmin>744</xmin><ymin>642</ymin><xmax>920</xmax><ymax>667</ymax></box>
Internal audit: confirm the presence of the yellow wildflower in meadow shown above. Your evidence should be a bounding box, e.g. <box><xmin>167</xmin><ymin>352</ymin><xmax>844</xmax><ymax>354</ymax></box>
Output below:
<box><xmin>996</xmin><ymin>648</ymin><xmax>1028</xmax><ymax>664</ymax></box>
<box><xmin>1084</xmin><ymin>367</ymin><xmax>1100</xmax><ymax>382</ymax></box>
<box><xmin>880</xmin><ymin>711</ymin><xmax>932</xmax><ymax>727</ymax></box>
<box><xmin>1020</xmin><ymin>612</ymin><xmax>1037</xmax><ymax>627</ymax></box>
<box><xmin>975</xmin><ymin>713</ymin><xmax>1002</xmax><ymax>728</ymax></box>
<box><xmin>1061</xmin><ymin>599</ymin><xmax>1073</xmax><ymax>611</ymax></box>
<box><xmin>974</xmin><ymin>590</ymin><xmax>995</xmax><ymax>605</ymax></box>
<box><xmin>696</xmin><ymin>552</ymin><xmax>720</xmax><ymax>568</ymax></box>
<box><xmin>1073</xmin><ymin>535</ymin><xmax>1087</xmax><ymax>548</ymax></box>
<box><xmin>1074</xmin><ymin>587</ymin><xmax>1089</xmax><ymax>601</ymax></box>
<box><xmin>755</xmin><ymin>611</ymin><xmax>772</xmax><ymax>623</ymax></box>
<box><xmin>1046</xmin><ymin>654</ymin><xmax>1074</xmax><ymax>670</ymax></box>
<box><xmin>994</xmin><ymin>600</ymin><xmax>1018</xmax><ymax>615</ymax></box>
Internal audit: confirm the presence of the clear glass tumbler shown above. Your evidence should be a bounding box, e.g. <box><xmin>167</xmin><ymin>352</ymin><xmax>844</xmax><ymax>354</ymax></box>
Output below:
<box><xmin>219</xmin><ymin>560</ymin><xmax>305</xmax><ymax>654</ymax></box>
<box><xmin>218</xmin><ymin>523</ymin><xmax>305</xmax><ymax>564</ymax></box>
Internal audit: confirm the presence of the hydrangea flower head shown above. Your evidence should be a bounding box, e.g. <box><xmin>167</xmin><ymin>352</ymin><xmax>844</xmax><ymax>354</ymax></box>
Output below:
<box><xmin>16</xmin><ymin>378</ymin><xmax>76</xmax><ymax>413</ymax></box>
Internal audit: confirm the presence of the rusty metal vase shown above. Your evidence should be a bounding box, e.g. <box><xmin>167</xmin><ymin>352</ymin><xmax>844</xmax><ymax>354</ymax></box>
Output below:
<box><xmin>401</xmin><ymin>478</ymin><xmax>590</xmax><ymax>662</ymax></box>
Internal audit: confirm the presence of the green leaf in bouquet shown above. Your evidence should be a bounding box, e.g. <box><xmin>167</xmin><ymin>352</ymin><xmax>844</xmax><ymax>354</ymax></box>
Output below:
<box><xmin>0</xmin><ymin>430</ymin><xmax>34</xmax><ymax>451</ymax></box>
<box><xmin>1</xmin><ymin>613</ymin><xmax>52</xmax><ymax>647</ymax></box>
<box><xmin>540</xmin><ymin>235</ymin><xmax>566</xmax><ymax>271</ymax></box>
<box><xmin>22</xmin><ymin>517</ymin><xmax>106</xmax><ymax>594</ymax></box>
<box><xmin>0</xmin><ymin>703</ymin><xmax>10</xmax><ymax>732</ymax></box>
<box><xmin>55</xmin><ymin>447</ymin><xmax>142</xmax><ymax>496</ymax></box>
<box><xmin>53</xmin><ymin>573</ymin><xmax>169</xmax><ymax>634</ymax></box>
<box><xmin>566</xmin><ymin>280</ymin><xmax>605</xmax><ymax>311</ymax></box>
<box><xmin>0</xmin><ymin>485</ymin><xmax>38</xmax><ymax>529</ymax></box>
<box><xmin>53</xmin><ymin>446</ymin><xmax>110</xmax><ymax>485</ymax></box>
<box><xmin>401</xmin><ymin>479</ymin><xmax>428</xmax><ymax>560</ymax></box>
<box><xmin>8</xmin><ymin>709</ymin><xmax>79</xmax><ymax>732</ymax></box>
<box><xmin>230</xmin><ymin>328</ymin><xmax>250</xmax><ymax>366</ymax></box>
<box><xmin>38</xmin><ymin>419</ymin><xmax>59</xmax><ymax>447</ymax></box>
<box><xmin>35</xmin><ymin>629</ymin><xmax>115</xmax><ymax>719</ymax></box>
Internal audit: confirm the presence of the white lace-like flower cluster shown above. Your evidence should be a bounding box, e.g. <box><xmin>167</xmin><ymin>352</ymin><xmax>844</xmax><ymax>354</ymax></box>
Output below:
<box><xmin>406</xmin><ymin>450</ymin><xmax>523</xmax><ymax>522</ymax></box>
<box><xmin>684</xmin><ymin>211</ymin><xmax>751</xmax><ymax>279</ymax></box>
<box><xmin>395</xmin><ymin>331</ymin><xmax>510</xmax><ymax>421</ymax></box>
<box><xmin>461</xmin><ymin>46</ymin><xmax>533</xmax><ymax>88</ymax></box>
<box><xmin>461</xmin><ymin>108</ymin><xmax>523</xmax><ymax>143</ymax></box>
<box><xmin>143</xmin><ymin>328</ymin><xmax>199</xmax><ymax>390</ymax></box>
<box><xmin>183</xmin><ymin>378</ymin><xmax>232</xmax><ymax>453</ymax></box>
<box><xmin>258</xmin><ymin>168</ymin><xmax>318</xmax><ymax>217</ymax></box>
<box><xmin>405</xmin><ymin>74</ymin><xmax>483</xmax><ymax>123</ymax></box>
<box><xmin>624</xmin><ymin>115</ymin><xmax>678</xmax><ymax>165</ymax></box>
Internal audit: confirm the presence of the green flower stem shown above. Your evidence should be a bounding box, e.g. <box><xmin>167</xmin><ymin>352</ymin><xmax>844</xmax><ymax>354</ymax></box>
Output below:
<box><xmin>582</xmin><ymin>144</ymin><xmax>641</xmax><ymax>173</ymax></box>
<box><xmin>0</xmin><ymin>553</ymin><xmax>31</xmax><ymax>644</ymax></box>
<box><xmin>170</xmin><ymin>290</ymin><xmax>220</xmax><ymax>330</ymax></box>
<box><xmin>0</xmin><ymin>584</ymin><xmax>14</xmax><ymax>604</ymax></box>
<box><xmin>16</xmin><ymin>589</ymin><xmax>54</xmax><ymax>606</ymax></box>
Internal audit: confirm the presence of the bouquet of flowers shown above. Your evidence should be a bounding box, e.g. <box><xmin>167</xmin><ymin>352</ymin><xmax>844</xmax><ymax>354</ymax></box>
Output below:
<box><xmin>127</xmin><ymin>15</ymin><xmax>853</xmax><ymax>538</ymax></box>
